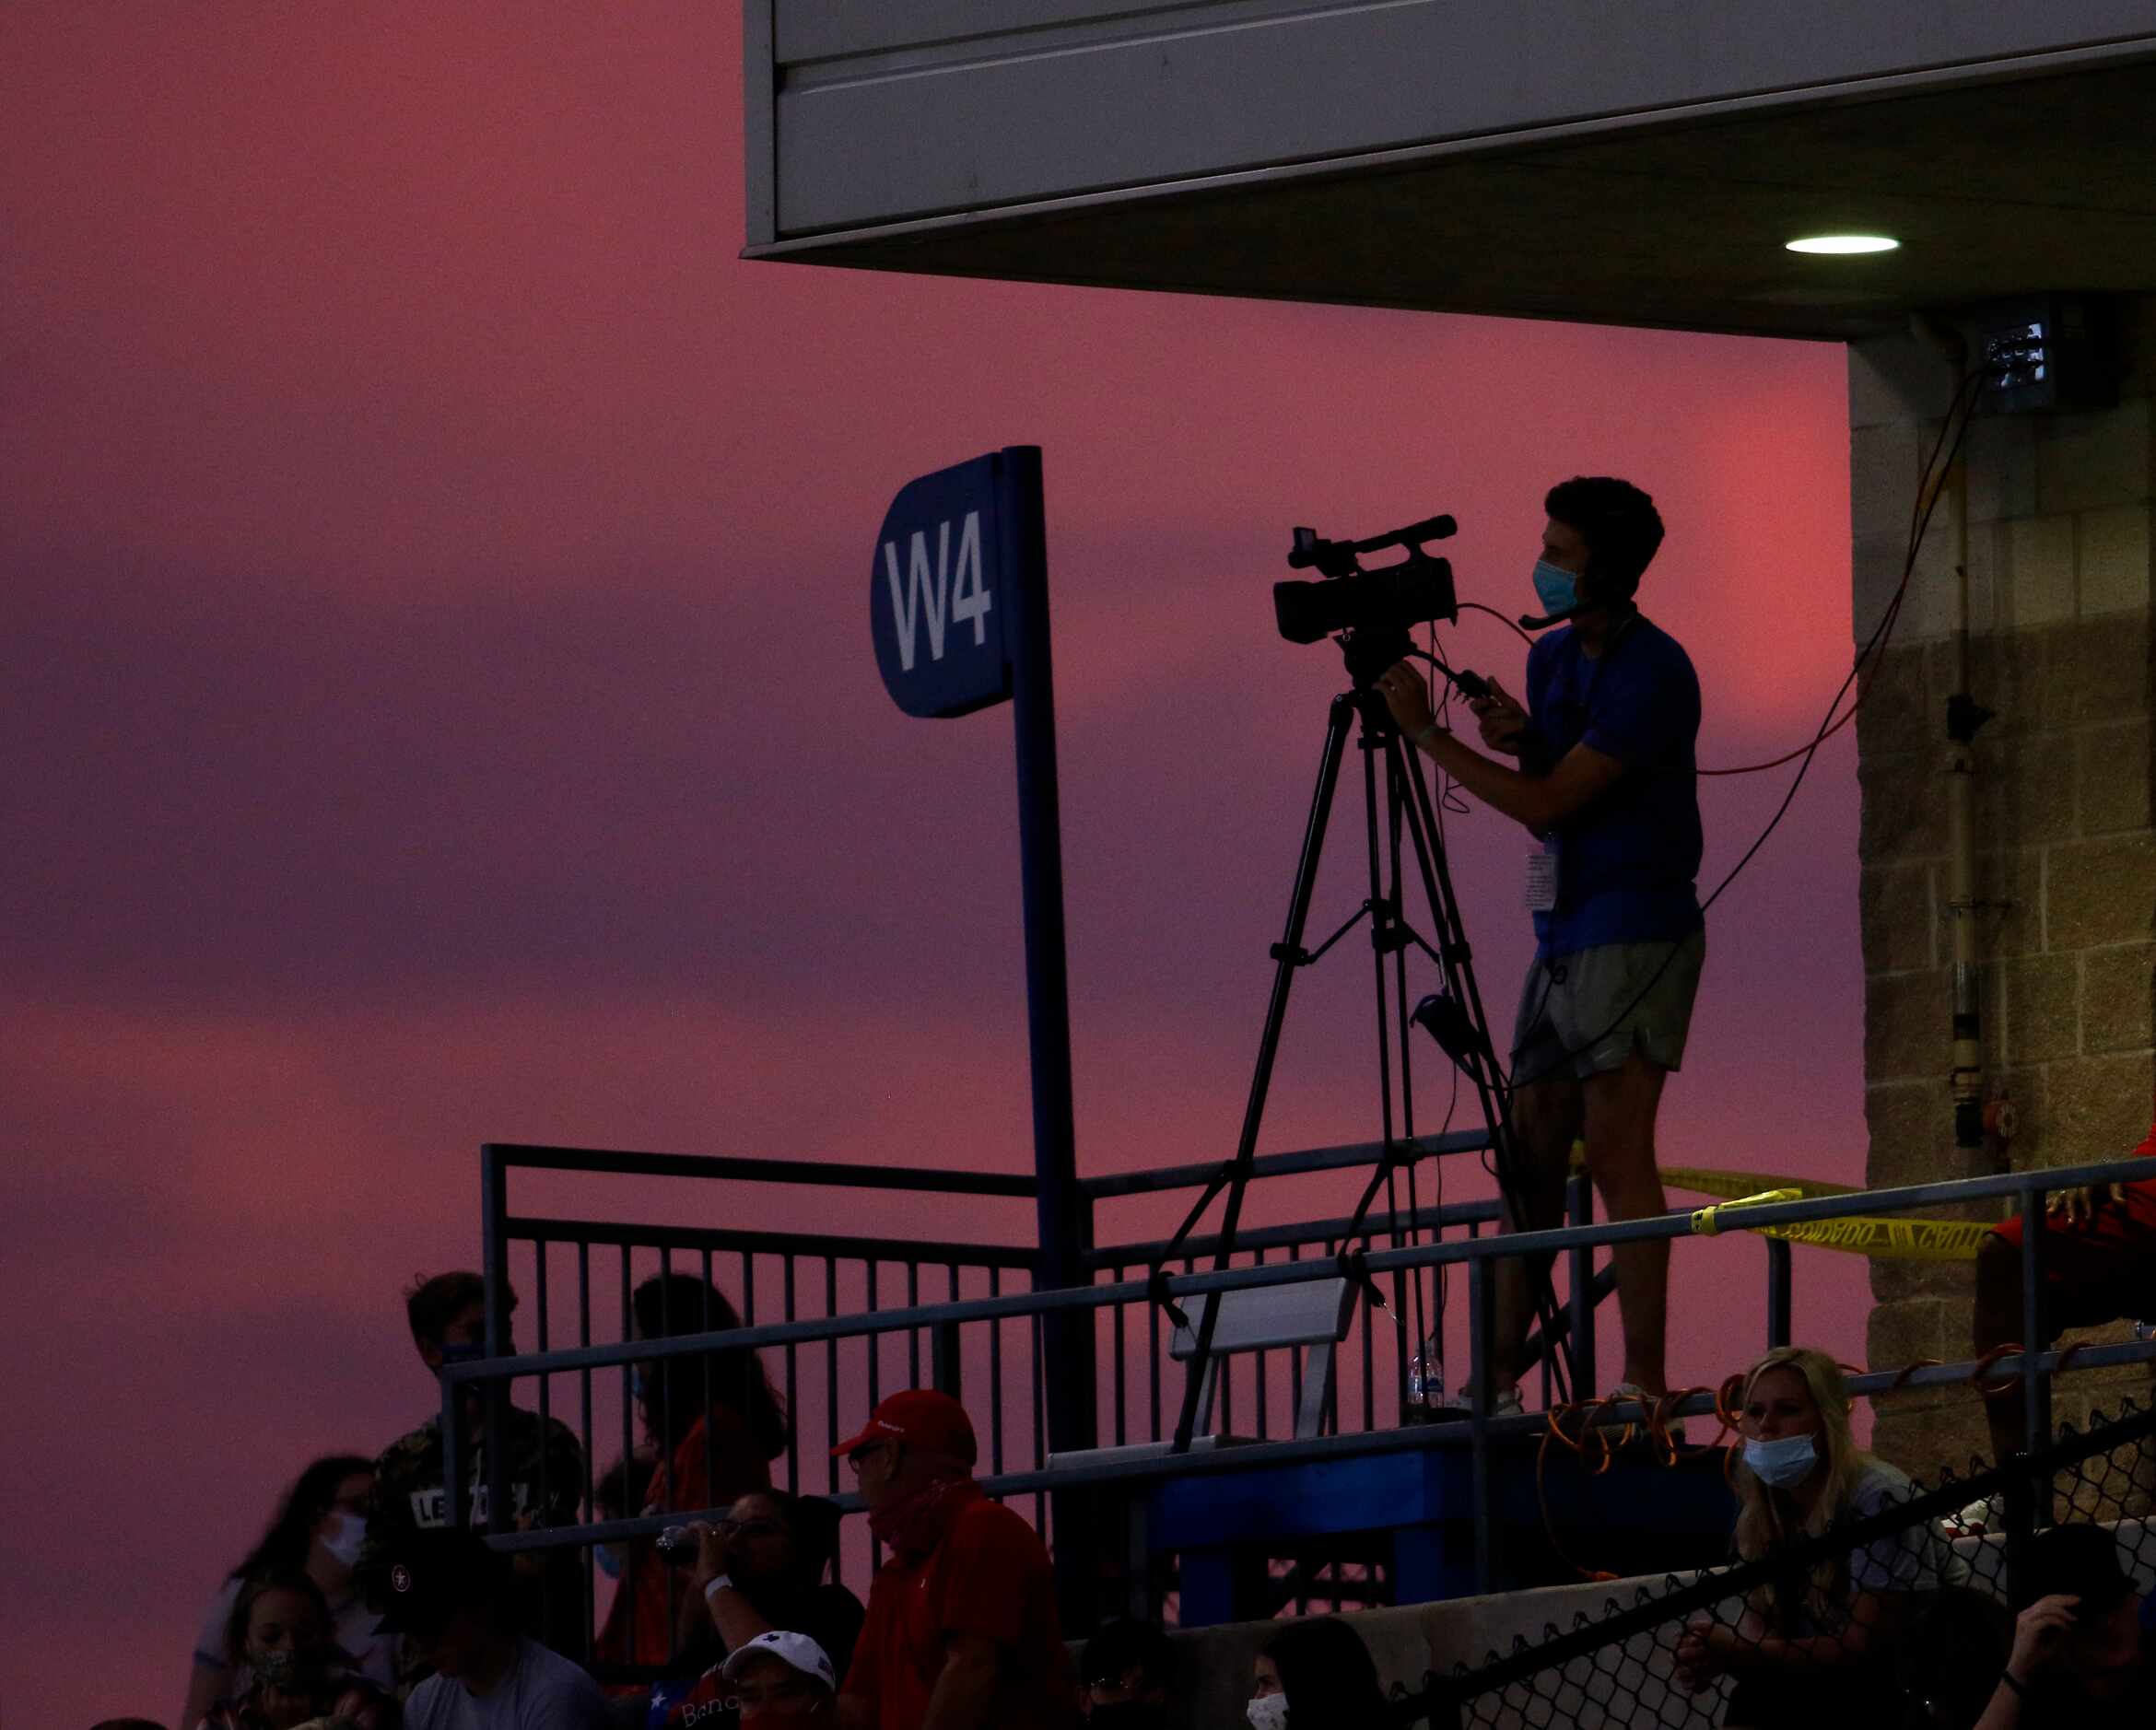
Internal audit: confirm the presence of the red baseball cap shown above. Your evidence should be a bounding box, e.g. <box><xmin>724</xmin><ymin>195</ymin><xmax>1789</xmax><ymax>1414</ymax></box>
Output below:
<box><xmin>831</xmin><ymin>1388</ymin><xmax>978</xmax><ymax>1465</ymax></box>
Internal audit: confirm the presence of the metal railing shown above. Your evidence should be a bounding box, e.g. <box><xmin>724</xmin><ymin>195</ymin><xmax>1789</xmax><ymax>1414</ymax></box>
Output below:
<box><xmin>468</xmin><ymin>1129</ymin><xmax>1508</xmax><ymax>1651</ymax></box>
<box><xmin>480</xmin><ymin>1143</ymin><xmax>1038</xmax><ymax>1508</ymax></box>
<box><xmin>1079</xmin><ymin>1128</ymin><xmax>1528</xmax><ymax>1450</ymax></box>
<box><xmin>476</xmin><ymin>1132</ymin><xmax>1513</xmax><ymax>1488</ymax></box>
<box><xmin>448</xmin><ymin>1151</ymin><xmax>2156</xmax><ymax>1655</ymax></box>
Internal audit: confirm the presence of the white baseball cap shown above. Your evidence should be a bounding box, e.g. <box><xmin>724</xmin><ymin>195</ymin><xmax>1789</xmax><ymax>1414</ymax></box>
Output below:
<box><xmin>721</xmin><ymin>1630</ymin><xmax>839</xmax><ymax>1690</ymax></box>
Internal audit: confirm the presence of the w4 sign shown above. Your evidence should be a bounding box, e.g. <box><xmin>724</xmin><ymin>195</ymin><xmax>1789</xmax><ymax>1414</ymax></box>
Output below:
<box><xmin>871</xmin><ymin>450</ymin><xmax>1034</xmax><ymax>719</ymax></box>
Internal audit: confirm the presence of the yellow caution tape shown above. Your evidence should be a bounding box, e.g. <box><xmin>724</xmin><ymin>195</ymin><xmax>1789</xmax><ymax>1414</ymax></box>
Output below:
<box><xmin>1690</xmin><ymin>1188</ymin><xmax>1803</xmax><ymax>1236</ymax></box>
<box><xmin>1660</xmin><ymin>1163</ymin><xmax>1859</xmax><ymax>1201</ymax></box>
<box><xmin>1659</xmin><ymin>1163</ymin><xmax>1992</xmax><ymax>1261</ymax></box>
<box><xmin>1753</xmin><ymin>1215</ymin><xmax>1995</xmax><ymax>1261</ymax></box>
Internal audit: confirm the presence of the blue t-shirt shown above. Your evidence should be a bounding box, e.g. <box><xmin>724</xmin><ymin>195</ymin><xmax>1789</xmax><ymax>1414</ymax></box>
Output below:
<box><xmin>1522</xmin><ymin>614</ymin><xmax>1703</xmax><ymax>958</ymax></box>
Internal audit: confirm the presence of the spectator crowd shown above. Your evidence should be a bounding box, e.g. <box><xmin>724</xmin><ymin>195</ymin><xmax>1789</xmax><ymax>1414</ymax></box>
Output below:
<box><xmin>100</xmin><ymin>1271</ymin><xmax>2156</xmax><ymax>1730</ymax></box>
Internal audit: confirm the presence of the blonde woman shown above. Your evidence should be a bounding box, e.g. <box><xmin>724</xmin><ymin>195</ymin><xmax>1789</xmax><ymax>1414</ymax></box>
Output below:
<box><xmin>1674</xmin><ymin>1346</ymin><xmax>1968</xmax><ymax>1725</ymax></box>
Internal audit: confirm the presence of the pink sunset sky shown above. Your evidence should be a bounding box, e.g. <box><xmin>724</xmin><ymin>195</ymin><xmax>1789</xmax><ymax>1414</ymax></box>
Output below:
<box><xmin>4</xmin><ymin>5</ymin><xmax>1872</xmax><ymax>1724</ymax></box>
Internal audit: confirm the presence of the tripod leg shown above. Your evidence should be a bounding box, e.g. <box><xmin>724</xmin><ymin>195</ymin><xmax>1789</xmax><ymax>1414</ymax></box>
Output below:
<box><xmin>1358</xmin><ymin>726</ymin><xmax>1399</xmax><ymax>1164</ymax></box>
<box><xmin>1385</xmin><ymin>731</ymin><xmax>1576</xmax><ymax>1398</ymax></box>
<box><xmin>1360</xmin><ymin>725</ymin><xmax>1419</xmax><ymax>1368</ymax></box>
<box><xmin>1327</xmin><ymin>734</ymin><xmax>1428</xmax><ymax>1402</ymax></box>
<box><xmin>1165</xmin><ymin>695</ymin><xmax>1359</xmax><ymax>1452</ymax></box>
<box><xmin>1385</xmin><ymin>766</ymin><xmax>1429</xmax><ymax>1366</ymax></box>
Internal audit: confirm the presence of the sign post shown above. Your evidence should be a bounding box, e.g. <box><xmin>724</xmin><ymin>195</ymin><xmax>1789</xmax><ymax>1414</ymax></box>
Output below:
<box><xmin>872</xmin><ymin>448</ymin><xmax>1098</xmax><ymax>1618</ymax></box>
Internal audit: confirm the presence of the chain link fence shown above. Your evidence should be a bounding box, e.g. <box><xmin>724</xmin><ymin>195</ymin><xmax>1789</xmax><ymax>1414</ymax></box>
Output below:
<box><xmin>1389</xmin><ymin>1397</ymin><xmax>2156</xmax><ymax>1729</ymax></box>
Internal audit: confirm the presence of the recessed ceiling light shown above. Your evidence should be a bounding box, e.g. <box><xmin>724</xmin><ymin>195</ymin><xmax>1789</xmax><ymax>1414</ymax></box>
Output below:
<box><xmin>1786</xmin><ymin>234</ymin><xmax>1900</xmax><ymax>255</ymax></box>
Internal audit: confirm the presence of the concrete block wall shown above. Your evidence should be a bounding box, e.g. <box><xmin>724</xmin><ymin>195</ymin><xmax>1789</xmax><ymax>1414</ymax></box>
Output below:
<box><xmin>1850</xmin><ymin>301</ymin><xmax>2156</xmax><ymax>1474</ymax></box>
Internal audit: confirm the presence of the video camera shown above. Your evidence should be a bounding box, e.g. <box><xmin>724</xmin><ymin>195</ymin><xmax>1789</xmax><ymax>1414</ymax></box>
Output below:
<box><xmin>1273</xmin><ymin>513</ymin><xmax>1459</xmax><ymax>688</ymax></box>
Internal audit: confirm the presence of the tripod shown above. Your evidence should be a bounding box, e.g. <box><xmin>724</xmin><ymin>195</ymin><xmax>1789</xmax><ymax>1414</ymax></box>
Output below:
<box><xmin>1148</xmin><ymin>667</ymin><xmax>1575</xmax><ymax>1452</ymax></box>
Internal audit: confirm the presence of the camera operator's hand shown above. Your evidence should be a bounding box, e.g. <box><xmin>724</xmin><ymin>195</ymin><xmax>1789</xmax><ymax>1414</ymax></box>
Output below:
<box><xmin>1469</xmin><ymin>679</ymin><xmax>1529</xmax><ymax>754</ymax></box>
<box><xmin>1376</xmin><ymin>660</ymin><xmax>1436</xmax><ymax>738</ymax></box>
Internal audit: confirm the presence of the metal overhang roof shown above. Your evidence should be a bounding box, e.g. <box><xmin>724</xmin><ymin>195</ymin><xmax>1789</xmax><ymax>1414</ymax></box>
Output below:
<box><xmin>745</xmin><ymin>54</ymin><xmax>2156</xmax><ymax>342</ymax></box>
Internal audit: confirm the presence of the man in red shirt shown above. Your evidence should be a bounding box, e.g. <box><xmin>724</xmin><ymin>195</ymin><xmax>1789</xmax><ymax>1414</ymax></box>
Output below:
<box><xmin>834</xmin><ymin>1390</ymin><xmax>1077</xmax><ymax>1730</ymax></box>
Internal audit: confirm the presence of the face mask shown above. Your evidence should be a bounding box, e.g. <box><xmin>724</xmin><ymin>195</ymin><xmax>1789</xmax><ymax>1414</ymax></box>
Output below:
<box><xmin>252</xmin><ymin>1646</ymin><xmax>332</xmax><ymax>1690</ymax></box>
<box><xmin>1743</xmin><ymin>1432</ymin><xmax>1821</xmax><ymax>1488</ymax></box>
<box><xmin>1088</xmin><ymin>1705</ymin><xmax>1166</xmax><ymax>1730</ymax></box>
<box><xmin>1532</xmin><ymin>559</ymin><xmax>1580</xmax><ymax>616</ymax></box>
<box><xmin>596</xmin><ymin>1545</ymin><xmax>624</xmax><ymax>1580</ymax></box>
<box><xmin>1247</xmin><ymin>1694</ymin><xmax>1290</xmax><ymax>1730</ymax></box>
<box><xmin>319</xmin><ymin>1512</ymin><xmax>367</xmax><ymax>1569</ymax></box>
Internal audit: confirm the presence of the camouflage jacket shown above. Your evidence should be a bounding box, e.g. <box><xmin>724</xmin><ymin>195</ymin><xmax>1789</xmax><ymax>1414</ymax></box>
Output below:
<box><xmin>368</xmin><ymin>1402</ymin><xmax>586</xmax><ymax>1537</ymax></box>
<box><xmin>365</xmin><ymin>1403</ymin><xmax>590</xmax><ymax>1681</ymax></box>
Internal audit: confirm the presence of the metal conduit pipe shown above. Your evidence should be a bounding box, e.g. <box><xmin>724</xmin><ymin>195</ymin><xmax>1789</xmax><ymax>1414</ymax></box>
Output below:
<box><xmin>1944</xmin><ymin>456</ymin><xmax>1992</xmax><ymax>1151</ymax></box>
<box><xmin>1911</xmin><ymin>318</ymin><xmax>1995</xmax><ymax>1151</ymax></box>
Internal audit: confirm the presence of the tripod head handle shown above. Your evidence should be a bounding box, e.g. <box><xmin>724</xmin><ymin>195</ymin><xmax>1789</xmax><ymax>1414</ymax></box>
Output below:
<box><xmin>1398</xmin><ymin>648</ymin><xmax>1489</xmax><ymax>703</ymax></box>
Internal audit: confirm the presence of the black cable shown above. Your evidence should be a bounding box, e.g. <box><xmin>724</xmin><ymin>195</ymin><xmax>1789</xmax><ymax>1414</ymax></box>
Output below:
<box><xmin>1409</xmin><ymin>643</ymin><xmax>1479</xmax><ymax>814</ymax></box>
<box><xmin>1435</xmin><ymin>1053</ymin><xmax>1457</xmax><ymax>1348</ymax></box>
<box><xmin>1695</xmin><ymin>363</ymin><xmax>1986</xmax><ymax>919</ymax></box>
<box><xmin>1457</xmin><ymin>600</ymin><xmax>1536</xmax><ymax>646</ymax></box>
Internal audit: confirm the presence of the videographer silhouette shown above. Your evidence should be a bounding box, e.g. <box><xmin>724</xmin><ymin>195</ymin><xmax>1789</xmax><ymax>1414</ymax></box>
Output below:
<box><xmin>1375</xmin><ymin>476</ymin><xmax>1704</xmax><ymax>1412</ymax></box>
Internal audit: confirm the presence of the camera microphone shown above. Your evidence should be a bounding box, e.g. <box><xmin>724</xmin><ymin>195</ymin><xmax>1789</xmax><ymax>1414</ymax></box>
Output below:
<box><xmin>1350</xmin><ymin>515</ymin><xmax>1456</xmax><ymax>562</ymax></box>
<box><xmin>1289</xmin><ymin>515</ymin><xmax>1458</xmax><ymax>571</ymax></box>
<box><xmin>1385</xmin><ymin>514</ymin><xmax>1458</xmax><ymax>548</ymax></box>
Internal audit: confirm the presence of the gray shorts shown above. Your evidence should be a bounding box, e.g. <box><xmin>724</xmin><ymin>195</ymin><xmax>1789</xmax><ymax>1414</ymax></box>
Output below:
<box><xmin>1509</xmin><ymin>929</ymin><xmax>1705</xmax><ymax>1085</ymax></box>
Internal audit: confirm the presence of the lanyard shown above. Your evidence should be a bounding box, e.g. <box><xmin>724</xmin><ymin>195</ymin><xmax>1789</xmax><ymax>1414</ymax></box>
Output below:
<box><xmin>1554</xmin><ymin>610</ymin><xmax>1641</xmax><ymax>744</ymax></box>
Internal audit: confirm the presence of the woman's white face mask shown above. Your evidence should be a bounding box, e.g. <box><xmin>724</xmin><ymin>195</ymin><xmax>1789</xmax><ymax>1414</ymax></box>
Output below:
<box><xmin>318</xmin><ymin>1512</ymin><xmax>368</xmax><ymax>1569</ymax></box>
<box><xmin>1247</xmin><ymin>1693</ymin><xmax>1290</xmax><ymax>1730</ymax></box>
<box><xmin>1742</xmin><ymin>1432</ymin><xmax>1820</xmax><ymax>1488</ymax></box>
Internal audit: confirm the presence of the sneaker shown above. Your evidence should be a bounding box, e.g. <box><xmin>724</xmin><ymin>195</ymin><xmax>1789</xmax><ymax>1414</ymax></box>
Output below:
<box><xmin>1425</xmin><ymin>1384</ymin><xmax>1527</xmax><ymax>1420</ymax></box>
<box><xmin>1938</xmin><ymin>1493</ymin><xmax>2003</xmax><ymax>1538</ymax></box>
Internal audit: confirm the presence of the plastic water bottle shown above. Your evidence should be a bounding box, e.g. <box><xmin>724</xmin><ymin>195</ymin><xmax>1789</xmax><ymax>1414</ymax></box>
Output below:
<box><xmin>1407</xmin><ymin>1336</ymin><xmax>1443</xmax><ymax>1411</ymax></box>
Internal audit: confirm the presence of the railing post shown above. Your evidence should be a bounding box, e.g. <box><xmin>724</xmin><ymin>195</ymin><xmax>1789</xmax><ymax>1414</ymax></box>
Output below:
<box><xmin>1001</xmin><ymin>450</ymin><xmax>1099</xmax><ymax>1631</ymax></box>
<box><xmin>1765</xmin><ymin>1238</ymin><xmax>1793</xmax><ymax>1350</ymax></box>
<box><xmin>1565</xmin><ymin>1169</ymin><xmax>1596</xmax><ymax>1399</ymax></box>
<box><xmin>2018</xmin><ymin>1177</ymin><xmax>2052</xmax><ymax>1525</ymax></box>
<box><xmin>441</xmin><ymin>1362</ymin><xmax>467</xmax><ymax>1531</ymax></box>
<box><xmin>481</xmin><ymin>1144</ymin><xmax>511</xmax><ymax>1536</ymax></box>
<box><xmin>1469</xmin><ymin>1255</ymin><xmax>1497</xmax><ymax>1595</ymax></box>
<box><xmin>932</xmin><ymin>1319</ymin><xmax>964</xmax><ymax>1400</ymax></box>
